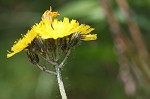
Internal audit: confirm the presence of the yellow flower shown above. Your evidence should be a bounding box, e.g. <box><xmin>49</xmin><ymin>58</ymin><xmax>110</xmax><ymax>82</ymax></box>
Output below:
<box><xmin>35</xmin><ymin>17</ymin><xmax>97</xmax><ymax>40</ymax></box>
<box><xmin>7</xmin><ymin>6</ymin><xmax>97</xmax><ymax>58</ymax></box>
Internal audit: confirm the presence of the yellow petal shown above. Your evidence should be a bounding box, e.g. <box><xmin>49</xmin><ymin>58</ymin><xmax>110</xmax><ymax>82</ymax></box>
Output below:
<box><xmin>81</xmin><ymin>34</ymin><xmax>97</xmax><ymax>41</ymax></box>
<box><xmin>7</xmin><ymin>30</ymin><xmax>37</xmax><ymax>58</ymax></box>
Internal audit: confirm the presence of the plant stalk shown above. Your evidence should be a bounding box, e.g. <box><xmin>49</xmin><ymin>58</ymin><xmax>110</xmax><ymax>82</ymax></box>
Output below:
<box><xmin>55</xmin><ymin>66</ymin><xmax>67</xmax><ymax>99</ymax></box>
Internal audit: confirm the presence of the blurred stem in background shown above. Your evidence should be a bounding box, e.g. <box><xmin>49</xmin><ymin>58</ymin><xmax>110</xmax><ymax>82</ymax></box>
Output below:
<box><xmin>101</xmin><ymin>0</ymin><xmax>136</xmax><ymax>96</ymax></box>
<box><xmin>101</xmin><ymin>0</ymin><xmax>150</xmax><ymax>97</ymax></box>
<box><xmin>116</xmin><ymin>0</ymin><xmax>150</xmax><ymax>62</ymax></box>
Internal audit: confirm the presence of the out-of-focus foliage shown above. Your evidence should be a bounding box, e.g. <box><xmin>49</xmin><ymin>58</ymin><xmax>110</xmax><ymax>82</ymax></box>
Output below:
<box><xmin>0</xmin><ymin>0</ymin><xmax>150</xmax><ymax>99</ymax></box>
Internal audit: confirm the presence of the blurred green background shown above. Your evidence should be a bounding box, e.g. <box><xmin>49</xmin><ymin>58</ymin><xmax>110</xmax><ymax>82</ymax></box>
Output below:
<box><xmin>1</xmin><ymin>0</ymin><xmax>150</xmax><ymax>99</ymax></box>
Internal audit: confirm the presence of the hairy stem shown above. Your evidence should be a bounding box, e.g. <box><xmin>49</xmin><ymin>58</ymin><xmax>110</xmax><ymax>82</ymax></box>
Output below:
<box><xmin>36</xmin><ymin>64</ymin><xmax>57</xmax><ymax>75</ymax></box>
<box><xmin>55</xmin><ymin>65</ymin><xmax>67</xmax><ymax>99</ymax></box>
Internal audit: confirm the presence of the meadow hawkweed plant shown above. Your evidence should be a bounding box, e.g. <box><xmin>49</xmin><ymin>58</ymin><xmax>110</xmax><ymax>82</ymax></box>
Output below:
<box><xmin>7</xmin><ymin>6</ymin><xmax>97</xmax><ymax>99</ymax></box>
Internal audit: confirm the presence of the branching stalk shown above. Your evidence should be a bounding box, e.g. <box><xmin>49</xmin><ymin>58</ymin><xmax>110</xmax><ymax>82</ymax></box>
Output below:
<box><xmin>36</xmin><ymin>64</ymin><xmax>57</xmax><ymax>75</ymax></box>
<box><xmin>59</xmin><ymin>49</ymin><xmax>71</xmax><ymax>68</ymax></box>
<box><xmin>36</xmin><ymin>63</ymin><xmax>68</xmax><ymax>99</ymax></box>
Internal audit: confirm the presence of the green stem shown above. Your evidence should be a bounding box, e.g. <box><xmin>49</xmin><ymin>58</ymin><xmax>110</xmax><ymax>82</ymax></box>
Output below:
<box><xmin>36</xmin><ymin>64</ymin><xmax>57</xmax><ymax>75</ymax></box>
<box><xmin>55</xmin><ymin>66</ymin><xmax>67</xmax><ymax>99</ymax></box>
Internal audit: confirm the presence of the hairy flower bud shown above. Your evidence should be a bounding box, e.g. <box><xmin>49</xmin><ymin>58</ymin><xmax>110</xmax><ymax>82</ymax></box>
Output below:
<box><xmin>69</xmin><ymin>32</ymin><xmax>80</xmax><ymax>47</ymax></box>
<box><xmin>27</xmin><ymin>50</ymin><xmax>39</xmax><ymax>64</ymax></box>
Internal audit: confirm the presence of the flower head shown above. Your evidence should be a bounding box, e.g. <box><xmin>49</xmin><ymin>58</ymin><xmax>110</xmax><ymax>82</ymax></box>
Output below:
<box><xmin>7</xmin><ymin>6</ymin><xmax>97</xmax><ymax>58</ymax></box>
<box><xmin>35</xmin><ymin>17</ymin><xmax>97</xmax><ymax>40</ymax></box>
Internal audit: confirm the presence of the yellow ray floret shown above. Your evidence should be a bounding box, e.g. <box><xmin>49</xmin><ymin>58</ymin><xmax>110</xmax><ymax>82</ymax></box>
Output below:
<box><xmin>81</xmin><ymin>34</ymin><xmax>97</xmax><ymax>40</ymax></box>
<box><xmin>34</xmin><ymin>17</ymin><xmax>96</xmax><ymax>40</ymax></box>
<box><xmin>7</xmin><ymin>30</ymin><xmax>37</xmax><ymax>58</ymax></box>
